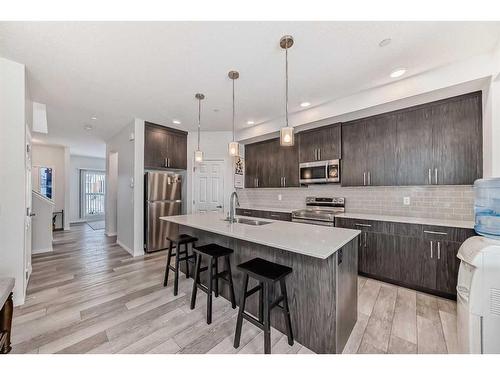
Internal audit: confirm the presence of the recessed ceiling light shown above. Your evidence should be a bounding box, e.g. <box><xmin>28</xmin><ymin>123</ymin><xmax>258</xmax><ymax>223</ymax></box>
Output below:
<box><xmin>379</xmin><ymin>38</ymin><xmax>392</xmax><ymax>47</ymax></box>
<box><xmin>300</xmin><ymin>102</ymin><xmax>311</xmax><ymax>108</ymax></box>
<box><xmin>247</xmin><ymin>120</ymin><xmax>255</xmax><ymax>125</ymax></box>
<box><xmin>91</xmin><ymin>116</ymin><xmax>97</xmax><ymax>120</ymax></box>
<box><xmin>84</xmin><ymin>124</ymin><xmax>93</xmax><ymax>131</ymax></box>
<box><xmin>172</xmin><ymin>120</ymin><xmax>181</xmax><ymax>125</ymax></box>
<box><xmin>390</xmin><ymin>68</ymin><xmax>407</xmax><ymax>78</ymax></box>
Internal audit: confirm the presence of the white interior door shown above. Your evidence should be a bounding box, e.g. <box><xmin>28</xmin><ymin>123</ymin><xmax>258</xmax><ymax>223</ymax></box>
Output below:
<box><xmin>194</xmin><ymin>160</ymin><xmax>224</xmax><ymax>213</ymax></box>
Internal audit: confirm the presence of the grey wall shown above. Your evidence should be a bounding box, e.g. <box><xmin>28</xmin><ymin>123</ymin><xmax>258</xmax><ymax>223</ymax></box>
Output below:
<box><xmin>238</xmin><ymin>185</ymin><xmax>474</xmax><ymax>221</ymax></box>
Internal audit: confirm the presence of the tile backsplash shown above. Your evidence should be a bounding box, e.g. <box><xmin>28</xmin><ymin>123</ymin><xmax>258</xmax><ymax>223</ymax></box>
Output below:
<box><xmin>237</xmin><ymin>185</ymin><xmax>474</xmax><ymax>221</ymax></box>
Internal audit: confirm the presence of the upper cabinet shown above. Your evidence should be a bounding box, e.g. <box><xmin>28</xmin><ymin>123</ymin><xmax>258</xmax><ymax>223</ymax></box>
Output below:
<box><xmin>144</xmin><ymin>122</ymin><xmax>187</xmax><ymax>170</ymax></box>
<box><xmin>244</xmin><ymin>91</ymin><xmax>482</xmax><ymax>188</ymax></box>
<box><xmin>244</xmin><ymin>138</ymin><xmax>299</xmax><ymax>188</ymax></box>
<box><xmin>342</xmin><ymin>91</ymin><xmax>482</xmax><ymax>186</ymax></box>
<box><xmin>298</xmin><ymin>124</ymin><xmax>341</xmax><ymax>163</ymax></box>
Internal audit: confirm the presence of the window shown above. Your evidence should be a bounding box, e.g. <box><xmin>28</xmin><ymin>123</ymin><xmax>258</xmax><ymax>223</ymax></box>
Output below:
<box><xmin>39</xmin><ymin>167</ymin><xmax>53</xmax><ymax>199</ymax></box>
<box><xmin>80</xmin><ymin>170</ymin><xmax>106</xmax><ymax>220</ymax></box>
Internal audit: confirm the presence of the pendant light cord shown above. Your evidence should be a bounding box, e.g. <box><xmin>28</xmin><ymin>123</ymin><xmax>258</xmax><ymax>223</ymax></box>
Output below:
<box><xmin>232</xmin><ymin>78</ymin><xmax>235</xmax><ymax>142</ymax></box>
<box><xmin>285</xmin><ymin>39</ymin><xmax>289</xmax><ymax>128</ymax></box>
<box><xmin>197</xmin><ymin>98</ymin><xmax>201</xmax><ymax>151</ymax></box>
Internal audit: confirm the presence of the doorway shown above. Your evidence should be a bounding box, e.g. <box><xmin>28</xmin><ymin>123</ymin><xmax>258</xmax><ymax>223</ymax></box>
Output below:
<box><xmin>193</xmin><ymin>160</ymin><xmax>225</xmax><ymax>213</ymax></box>
<box><xmin>80</xmin><ymin>169</ymin><xmax>106</xmax><ymax>222</ymax></box>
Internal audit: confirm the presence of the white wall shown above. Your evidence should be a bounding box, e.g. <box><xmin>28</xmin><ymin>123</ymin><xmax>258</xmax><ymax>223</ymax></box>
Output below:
<box><xmin>69</xmin><ymin>155</ymin><xmax>106</xmax><ymax>223</ymax></box>
<box><xmin>186</xmin><ymin>131</ymin><xmax>235</xmax><ymax>216</ymax></box>
<box><xmin>31</xmin><ymin>144</ymin><xmax>67</xmax><ymax>212</ymax></box>
<box><xmin>105</xmin><ymin>152</ymin><xmax>118</xmax><ymax>236</ymax></box>
<box><xmin>105</xmin><ymin>118</ymin><xmax>144</xmax><ymax>256</ymax></box>
<box><xmin>0</xmin><ymin>57</ymin><xmax>28</xmax><ymax>305</ymax></box>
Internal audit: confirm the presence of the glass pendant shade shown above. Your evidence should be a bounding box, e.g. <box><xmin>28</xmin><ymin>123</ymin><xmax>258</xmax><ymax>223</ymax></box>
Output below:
<box><xmin>194</xmin><ymin>149</ymin><xmax>203</xmax><ymax>163</ymax></box>
<box><xmin>228</xmin><ymin>141</ymin><xmax>239</xmax><ymax>157</ymax></box>
<box><xmin>280</xmin><ymin>126</ymin><xmax>294</xmax><ymax>146</ymax></box>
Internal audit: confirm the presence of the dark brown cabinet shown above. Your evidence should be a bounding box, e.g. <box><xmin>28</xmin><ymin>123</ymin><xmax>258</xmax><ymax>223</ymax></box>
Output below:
<box><xmin>298</xmin><ymin>124</ymin><xmax>341</xmax><ymax>163</ymax></box>
<box><xmin>144</xmin><ymin>122</ymin><xmax>187</xmax><ymax>170</ymax></box>
<box><xmin>335</xmin><ymin>216</ymin><xmax>475</xmax><ymax>299</ymax></box>
<box><xmin>341</xmin><ymin>114</ymin><xmax>397</xmax><ymax>186</ymax></box>
<box><xmin>341</xmin><ymin>91</ymin><xmax>482</xmax><ymax>187</ymax></box>
<box><xmin>235</xmin><ymin>208</ymin><xmax>291</xmax><ymax>222</ymax></box>
<box><xmin>244</xmin><ymin>138</ymin><xmax>299</xmax><ymax>188</ymax></box>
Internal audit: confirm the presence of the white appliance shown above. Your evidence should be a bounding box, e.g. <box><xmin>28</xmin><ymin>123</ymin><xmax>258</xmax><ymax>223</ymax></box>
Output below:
<box><xmin>457</xmin><ymin>236</ymin><xmax>500</xmax><ymax>353</ymax></box>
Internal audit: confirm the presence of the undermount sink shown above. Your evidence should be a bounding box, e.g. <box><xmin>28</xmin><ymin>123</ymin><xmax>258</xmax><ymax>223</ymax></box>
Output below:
<box><xmin>223</xmin><ymin>217</ymin><xmax>272</xmax><ymax>226</ymax></box>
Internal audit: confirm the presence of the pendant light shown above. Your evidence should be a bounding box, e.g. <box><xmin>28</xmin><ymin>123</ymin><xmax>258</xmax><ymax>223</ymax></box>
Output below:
<box><xmin>279</xmin><ymin>35</ymin><xmax>294</xmax><ymax>147</ymax></box>
<box><xmin>194</xmin><ymin>93</ymin><xmax>205</xmax><ymax>163</ymax></box>
<box><xmin>228</xmin><ymin>70</ymin><xmax>240</xmax><ymax>157</ymax></box>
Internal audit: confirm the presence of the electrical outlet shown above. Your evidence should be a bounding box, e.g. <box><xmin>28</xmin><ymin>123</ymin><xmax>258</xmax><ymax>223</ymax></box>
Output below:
<box><xmin>403</xmin><ymin>196</ymin><xmax>410</xmax><ymax>205</ymax></box>
<box><xmin>278</xmin><ymin>194</ymin><xmax>282</xmax><ymax>201</ymax></box>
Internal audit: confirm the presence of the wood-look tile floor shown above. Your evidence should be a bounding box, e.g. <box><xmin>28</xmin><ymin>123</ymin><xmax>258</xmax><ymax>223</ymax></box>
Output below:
<box><xmin>11</xmin><ymin>224</ymin><xmax>457</xmax><ymax>354</ymax></box>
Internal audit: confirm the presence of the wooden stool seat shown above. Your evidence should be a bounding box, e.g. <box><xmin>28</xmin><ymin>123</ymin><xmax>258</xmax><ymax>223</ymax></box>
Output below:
<box><xmin>167</xmin><ymin>234</ymin><xmax>197</xmax><ymax>245</ymax></box>
<box><xmin>236</xmin><ymin>257</ymin><xmax>292</xmax><ymax>282</ymax></box>
<box><xmin>190</xmin><ymin>244</ymin><xmax>236</xmax><ymax>324</ymax></box>
<box><xmin>233</xmin><ymin>258</ymin><xmax>294</xmax><ymax>354</ymax></box>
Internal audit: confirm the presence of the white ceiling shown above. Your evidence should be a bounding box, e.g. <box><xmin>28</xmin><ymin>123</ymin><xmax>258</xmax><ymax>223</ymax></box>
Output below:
<box><xmin>1</xmin><ymin>21</ymin><xmax>500</xmax><ymax>157</ymax></box>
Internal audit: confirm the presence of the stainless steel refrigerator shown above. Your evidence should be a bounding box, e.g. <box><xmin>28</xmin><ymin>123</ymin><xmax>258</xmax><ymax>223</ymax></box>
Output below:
<box><xmin>144</xmin><ymin>172</ymin><xmax>182</xmax><ymax>253</ymax></box>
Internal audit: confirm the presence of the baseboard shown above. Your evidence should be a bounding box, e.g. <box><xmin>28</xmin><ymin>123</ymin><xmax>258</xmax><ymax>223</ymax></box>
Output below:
<box><xmin>105</xmin><ymin>231</ymin><xmax>117</xmax><ymax>237</ymax></box>
<box><xmin>32</xmin><ymin>246</ymin><xmax>53</xmax><ymax>254</ymax></box>
<box><xmin>116</xmin><ymin>240</ymin><xmax>133</xmax><ymax>255</ymax></box>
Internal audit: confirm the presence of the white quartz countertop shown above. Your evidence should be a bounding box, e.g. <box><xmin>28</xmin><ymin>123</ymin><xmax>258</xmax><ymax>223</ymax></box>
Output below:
<box><xmin>160</xmin><ymin>213</ymin><xmax>360</xmax><ymax>259</ymax></box>
<box><xmin>335</xmin><ymin>212</ymin><xmax>475</xmax><ymax>229</ymax></box>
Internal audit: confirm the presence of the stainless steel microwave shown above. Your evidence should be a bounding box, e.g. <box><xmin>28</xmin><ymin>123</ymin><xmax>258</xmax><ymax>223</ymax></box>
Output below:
<box><xmin>299</xmin><ymin>159</ymin><xmax>340</xmax><ymax>184</ymax></box>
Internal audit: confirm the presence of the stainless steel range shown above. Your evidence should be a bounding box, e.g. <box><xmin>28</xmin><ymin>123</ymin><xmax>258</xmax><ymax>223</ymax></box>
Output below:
<box><xmin>292</xmin><ymin>196</ymin><xmax>345</xmax><ymax>226</ymax></box>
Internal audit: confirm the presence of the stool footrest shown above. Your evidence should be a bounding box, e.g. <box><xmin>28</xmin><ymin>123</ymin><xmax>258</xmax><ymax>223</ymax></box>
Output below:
<box><xmin>245</xmin><ymin>285</ymin><xmax>262</xmax><ymax>298</ymax></box>
<box><xmin>241</xmin><ymin>312</ymin><xmax>264</xmax><ymax>330</ymax></box>
<box><xmin>270</xmin><ymin>295</ymin><xmax>284</xmax><ymax>310</ymax></box>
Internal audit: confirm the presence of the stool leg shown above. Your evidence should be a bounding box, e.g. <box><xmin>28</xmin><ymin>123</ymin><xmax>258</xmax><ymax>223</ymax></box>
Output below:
<box><xmin>190</xmin><ymin>253</ymin><xmax>202</xmax><ymax>310</ymax></box>
<box><xmin>173</xmin><ymin>242</ymin><xmax>180</xmax><ymax>296</ymax></box>
<box><xmin>233</xmin><ymin>274</ymin><xmax>249</xmax><ymax>349</ymax></box>
<box><xmin>163</xmin><ymin>241</ymin><xmax>173</xmax><ymax>287</ymax></box>
<box><xmin>280</xmin><ymin>279</ymin><xmax>294</xmax><ymax>346</ymax></box>
<box><xmin>207</xmin><ymin>257</ymin><xmax>214</xmax><ymax>324</ymax></box>
<box><xmin>225</xmin><ymin>256</ymin><xmax>236</xmax><ymax>309</ymax></box>
<box><xmin>184</xmin><ymin>243</ymin><xmax>190</xmax><ymax>279</ymax></box>
<box><xmin>214</xmin><ymin>258</ymin><xmax>219</xmax><ymax>298</ymax></box>
<box><xmin>258</xmin><ymin>282</ymin><xmax>264</xmax><ymax>323</ymax></box>
<box><xmin>263</xmin><ymin>282</ymin><xmax>271</xmax><ymax>354</ymax></box>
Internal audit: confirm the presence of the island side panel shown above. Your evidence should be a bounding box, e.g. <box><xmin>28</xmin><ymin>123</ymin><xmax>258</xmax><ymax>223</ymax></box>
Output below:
<box><xmin>335</xmin><ymin>239</ymin><xmax>358</xmax><ymax>353</ymax></box>
<box><xmin>181</xmin><ymin>225</ymin><xmax>349</xmax><ymax>354</ymax></box>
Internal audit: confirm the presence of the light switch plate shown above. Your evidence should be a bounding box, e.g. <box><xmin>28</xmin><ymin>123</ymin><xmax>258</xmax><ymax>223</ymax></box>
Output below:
<box><xmin>403</xmin><ymin>196</ymin><xmax>410</xmax><ymax>205</ymax></box>
<box><xmin>278</xmin><ymin>194</ymin><xmax>282</xmax><ymax>201</ymax></box>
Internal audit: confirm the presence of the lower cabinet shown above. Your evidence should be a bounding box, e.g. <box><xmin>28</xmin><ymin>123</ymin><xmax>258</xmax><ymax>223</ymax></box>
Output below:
<box><xmin>335</xmin><ymin>217</ymin><xmax>474</xmax><ymax>299</ymax></box>
<box><xmin>235</xmin><ymin>208</ymin><xmax>292</xmax><ymax>222</ymax></box>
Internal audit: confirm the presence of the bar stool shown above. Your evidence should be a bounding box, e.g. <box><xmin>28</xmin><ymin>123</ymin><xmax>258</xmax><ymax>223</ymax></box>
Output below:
<box><xmin>233</xmin><ymin>257</ymin><xmax>293</xmax><ymax>354</ymax></box>
<box><xmin>164</xmin><ymin>234</ymin><xmax>197</xmax><ymax>295</ymax></box>
<box><xmin>190</xmin><ymin>244</ymin><xmax>236</xmax><ymax>324</ymax></box>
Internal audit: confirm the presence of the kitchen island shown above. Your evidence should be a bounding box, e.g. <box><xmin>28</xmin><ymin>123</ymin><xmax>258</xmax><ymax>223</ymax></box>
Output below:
<box><xmin>160</xmin><ymin>212</ymin><xmax>360</xmax><ymax>354</ymax></box>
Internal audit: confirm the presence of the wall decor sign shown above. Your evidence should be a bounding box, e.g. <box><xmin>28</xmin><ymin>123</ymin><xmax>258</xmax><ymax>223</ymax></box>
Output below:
<box><xmin>234</xmin><ymin>156</ymin><xmax>244</xmax><ymax>188</ymax></box>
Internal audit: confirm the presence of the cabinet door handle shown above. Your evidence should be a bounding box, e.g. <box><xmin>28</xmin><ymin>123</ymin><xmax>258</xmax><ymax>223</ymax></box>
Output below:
<box><xmin>270</xmin><ymin>214</ymin><xmax>280</xmax><ymax>218</ymax></box>
<box><xmin>434</xmin><ymin>168</ymin><xmax>438</xmax><ymax>185</ymax></box>
<box><xmin>284</xmin><ymin>177</ymin><xmax>286</xmax><ymax>187</ymax></box>
<box><xmin>363</xmin><ymin>172</ymin><xmax>366</xmax><ymax>186</ymax></box>
<box><xmin>430</xmin><ymin>240</ymin><xmax>433</xmax><ymax>258</ymax></box>
<box><xmin>318</xmin><ymin>148</ymin><xmax>321</xmax><ymax>160</ymax></box>
<box><xmin>437</xmin><ymin>241</ymin><xmax>441</xmax><ymax>260</ymax></box>
<box><xmin>368</xmin><ymin>171</ymin><xmax>371</xmax><ymax>186</ymax></box>
<box><xmin>315</xmin><ymin>149</ymin><xmax>318</xmax><ymax>161</ymax></box>
<box><xmin>364</xmin><ymin>232</ymin><xmax>368</xmax><ymax>248</ymax></box>
<box><xmin>355</xmin><ymin>223</ymin><xmax>372</xmax><ymax>227</ymax></box>
<box><xmin>424</xmin><ymin>230</ymin><xmax>448</xmax><ymax>236</ymax></box>
<box><xmin>428</xmin><ymin>168</ymin><xmax>432</xmax><ymax>184</ymax></box>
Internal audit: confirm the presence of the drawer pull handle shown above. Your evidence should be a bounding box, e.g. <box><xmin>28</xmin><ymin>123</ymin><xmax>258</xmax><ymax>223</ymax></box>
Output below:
<box><xmin>355</xmin><ymin>223</ymin><xmax>372</xmax><ymax>227</ymax></box>
<box><xmin>424</xmin><ymin>230</ymin><xmax>448</xmax><ymax>236</ymax></box>
<box><xmin>271</xmin><ymin>214</ymin><xmax>280</xmax><ymax>218</ymax></box>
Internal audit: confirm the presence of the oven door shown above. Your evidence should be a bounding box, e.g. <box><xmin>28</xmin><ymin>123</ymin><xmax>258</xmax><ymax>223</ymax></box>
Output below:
<box><xmin>292</xmin><ymin>217</ymin><xmax>334</xmax><ymax>227</ymax></box>
<box><xmin>299</xmin><ymin>161</ymin><xmax>328</xmax><ymax>184</ymax></box>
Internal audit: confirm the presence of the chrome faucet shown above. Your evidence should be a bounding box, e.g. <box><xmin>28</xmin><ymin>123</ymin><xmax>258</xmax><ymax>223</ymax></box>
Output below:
<box><xmin>229</xmin><ymin>191</ymin><xmax>240</xmax><ymax>223</ymax></box>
